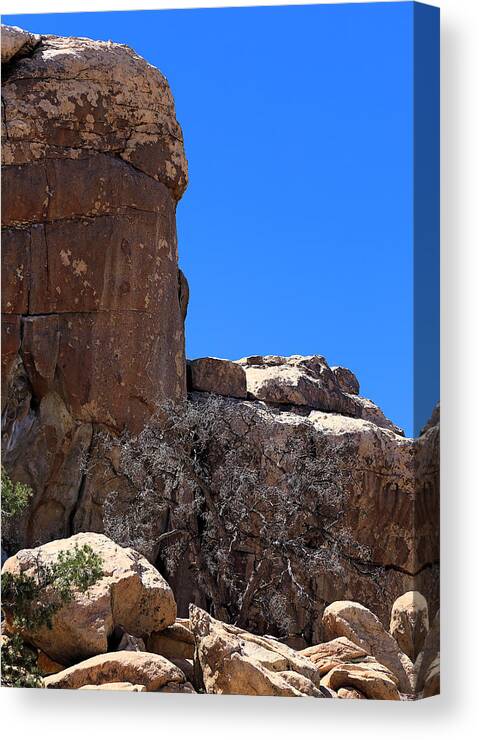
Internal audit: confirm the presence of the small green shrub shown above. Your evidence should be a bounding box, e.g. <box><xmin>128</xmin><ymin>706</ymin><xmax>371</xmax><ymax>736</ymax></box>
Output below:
<box><xmin>1</xmin><ymin>544</ymin><xmax>103</xmax><ymax>631</ymax></box>
<box><xmin>0</xmin><ymin>634</ymin><xmax>42</xmax><ymax>688</ymax></box>
<box><xmin>1</xmin><ymin>467</ymin><xmax>32</xmax><ymax>525</ymax></box>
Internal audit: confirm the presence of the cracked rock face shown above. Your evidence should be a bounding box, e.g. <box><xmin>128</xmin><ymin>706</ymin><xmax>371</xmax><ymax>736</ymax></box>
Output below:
<box><xmin>1</xmin><ymin>27</ymin><xmax>189</xmax><ymax>550</ymax></box>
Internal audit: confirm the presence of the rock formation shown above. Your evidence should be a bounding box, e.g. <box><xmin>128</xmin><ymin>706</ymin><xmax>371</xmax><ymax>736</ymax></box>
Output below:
<box><xmin>1</xmin><ymin>25</ymin><xmax>439</xmax><ymax>697</ymax></box>
<box><xmin>1</xmin><ymin>25</ymin><xmax>189</xmax><ymax>549</ymax></box>
<box><xmin>0</xmin><ymin>534</ymin><xmax>439</xmax><ymax>698</ymax></box>
<box><xmin>2</xmin><ymin>532</ymin><xmax>176</xmax><ymax>664</ymax></box>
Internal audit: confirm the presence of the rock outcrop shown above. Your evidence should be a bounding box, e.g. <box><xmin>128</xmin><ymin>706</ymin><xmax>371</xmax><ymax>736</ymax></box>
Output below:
<box><xmin>2</xmin><ymin>533</ymin><xmax>176</xmax><ymax>664</ymax></box>
<box><xmin>44</xmin><ymin>651</ymin><xmax>194</xmax><ymax>692</ymax></box>
<box><xmin>187</xmin><ymin>358</ymin><xmax>247</xmax><ymax>399</ymax></box>
<box><xmin>389</xmin><ymin>591</ymin><xmax>429</xmax><ymax>661</ymax></box>
<box><xmin>166</xmin><ymin>391</ymin><xmax>439</xmax><ymax>638</ymax></box>
<box><xmin>1</xmin><ymin>25</ymin><xmax>188</xmax><ymax>551</ymax></box>
<box><xmin>322</xmin><ymin>601</ymin><xmax>414</xmax><ymax>693</ymax></box>
<box><xmin>1</xmin><ymin>24</ymin><xmax>439</xmax><ymax>697</ymax></box>
<box><xmin>189</xmin><ymin>605</ymin><xmax>327</xmax><ymax>697</ymax></box>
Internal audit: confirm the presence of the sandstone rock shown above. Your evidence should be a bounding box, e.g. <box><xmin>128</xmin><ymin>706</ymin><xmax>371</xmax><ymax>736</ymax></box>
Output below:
<box><xmin>235</xmin><ymin>355</ymin><xmax>403</xmax><ymax>434</ymax></box>
<box><xmin>116</xmin><ymin>632</ymin><xmax>146</xmax><ymax>653</ymax></box>
<box><xmin>79</xmin><ymin>682</ymin><xmax>146</xmax><ymax>692</ymax></box>
<box><xmin>2</xmin><ymin>533</ymin><xmax>176</xmax><ymax>664</ymax></box>
<box><xmin>168</xmin><ymin>395</ymin><xmax>439</xmax><ymax>640</ymax></box>
<box><xmin>390</xmin><ymin>591</ymin><xmax>429</xmax><ymax>661</ymax></box>
<box><xmin>422</xmin><ymin>654</ymin><xmax>440</xmax><ymax>698</ymax></box>
<box><xmin>37</xmin><ymin>651</ymin><xmax>65</xmax><ymax>676</ymax></box>
<box><xmin>238</xmin><ymin>355</ymin><xmax>359</xmax><ymax>416</ymax></box>
<box><xmin>321</xmin><ymin>661</ymin><xmax>401</xmax><ymax>700</ymax></box>
<box><xmin>1</xmin><ymin>25</ymin><xmax>40</xmax><ymax>63</ymax></box>
<box><xmin>188</xmin><ymin>358</ymin><xmax>247</xmax><ymax>399</ymax></box>
<box><xmin>1</xmin><ymin>26</ymin><xmax>189</xmax><ymax>551</ymax></box>
<box><xmin>415</xmin><ymin>609</ymin><xmax>440</xmax><ymax>692</ymax></box>
<box><xmin>44</xmin><ymin>651</ymin><xmax>188</xmax><ymax>691</ymax></box>
<box><xmin>322</xmin><ymin>601</ymin><xmax>414</xmax><ymax>693</ymax></box>
<box><xmin>337</xmin><ymin>687</ymin><xmax>367</xmax><ymax>699</ymax></box>
<box><xmin>146</xmin><ymin>619</ymin><xmax>194</xmax><ymax>660</ymax></box>
<box><xmin>331</xmin><ymin>366</ymin><xmax>360</xmax><ymax>395</ymax></box>
<box><xmin>190</xmin><ymin>605</ymin><xmax>325</xmax><ymax>697</ymax></box>
<box><xmin>300</xmin><ymin>637</ymin><xmax>368</xmax><ymax>675</ymax></box>
<box><xmin>348</xmin><ymin>395</ymin><xmax>404</xmax><ymax>435</ymax></box>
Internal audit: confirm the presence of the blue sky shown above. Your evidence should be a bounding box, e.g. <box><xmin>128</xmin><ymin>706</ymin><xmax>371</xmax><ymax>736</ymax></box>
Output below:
<box><xmin>5</xmin><ymin>2</ymin><xmax>439</xmax><ymax>436</ymax></box>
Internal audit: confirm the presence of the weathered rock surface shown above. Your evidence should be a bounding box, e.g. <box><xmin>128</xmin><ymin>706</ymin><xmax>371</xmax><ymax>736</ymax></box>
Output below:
<box><xmin>1</xmin><ymin>25</ymin><xmax>188</xmax><ymax>552</ymax></box>
<box><xmin>422</xmin><ymin>654</ymin><xmax>440</xmax><ymax>698</ymax></box>
<box><xmin>190</xmin><ymin>605</ymin><xmax>326</xmax><ymax>697</ymax></box>
<box><xmin>1</xmin><ymin>25</ymin><xmax>40</xmax><ymax>63</ymax></box>
<box><xmin>187</xmin><ymin>358</ymin><xmax>247</xmax><ymax>399</ymax></box>
<box><xmin>321</xmin><ymin>661</ymin><xmax>401</xmax><ymax>701</ymax></box>
<box><xmin>300</xmin><ymin>637</ymin><xmax>369</xmax><ymax>675</ymax></box>
<box><xmin>79</xmin><ymin>682</ymin><xmax>146</xmax><ymax>692</ymax></box>
<box><xmin>390</xmin><ymin>591</ymin><xmax>429</xmax><ymax>661</ymax></box>
<box><xmin>415</xmin><ymin>609</ymin><xmax>440</xmax><ymax>694</ymax></box>
<box><xmin>331</xmin><ymin>366</ymin><xmax>360</xmax><ymax>395</ymax></box>
<box><xmin>322</xmin><ymin>601</ymin><xmax>414</xmax><ymax>693</ymax></box>
<box><xmin>2</xmin><ymin>533</ymin><xmax>176</xmax><ymax>664</ymax></box>
<box><xmin>146</xmin><ymin>619</ymin><xmax>194</xmax><ymax>660</ymax></box>
<box><xmin>167</xmin><ymin>394</ymin><xmax>439</xmax><ymax>638</ymax></box>
<box><xmin>235</xmin><ymin>355</ymin><xmax>402</xmax><ymax>433</ymax></box>
<box><xmin>44</xmin><ymin>651</ymin><xmax>191</xmax><ymax>692</ymax></box>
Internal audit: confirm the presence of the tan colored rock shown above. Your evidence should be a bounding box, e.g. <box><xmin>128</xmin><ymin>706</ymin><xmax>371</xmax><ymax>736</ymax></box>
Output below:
<box><xmin>37</xmin><ymin>651</ymin><xmax>65</xmax><ymax>676</ymax></box>
<box><xmin>322</xmin><ymin>661</ymin><xmax>400</xmax><ymax>700</ymax></box>
<box><xmin>348</xmin><ymin>395</ymin><xmax>404</xmax><ymax>435</ymax></box>
<box><xmin>300</xmin><ymin>637</ymin><xmax>368</xmax><ymax>675</ymax></box>
<box><xmin>337</xmin><ymin>687</ymin><xmax>367</xmax><ymax>699</ymax></box>
<box><xmin>422</xmin><ymin>654</ymin><xmax>440</xmax><ymax>698</ymax></box>
<box><xmin>415</xmin><ymin>609</ymin><xmax>440</xmax><ymax>692</ymax></box>
<box><xmin>146</xmin><ymin>620</ymin><xmax>194</xmax><ymax>660</ymax></box>
<box><xmin>188</xmin><ymin>358</ymin><xmax>247</xmax><ymax>399</ymax></box>
<box><xmin>1</xmin><ymin>25</ymin><xmax>40</xmax><ymax>63</ymax></box>
<box><xmin>79</xmin><ymin>682</ymin><xmax>146</xmax><ymax>692</ymax></box>
<box><xmin>322</xmin><ymin>601</ymin><xmax>414</xmax><ymax>693</ymax></box>
<box><xmin>2</xmin><ymin>533</ymin><xmax>176</xmax><ymax>664</ymax></box>
<box><xmin>238</xmin><ymin>355</ymin><xmax>359</xmax><ymax>416</ymax></box>
<box><xmin>190</xmin><ymin>605</ymin><xmax>325</xmax><ymax>697</ymax></box>
<box><xmin>44</xmin><ymin>651</ymin><xmax>187</xmax><ymax>691</ymax></box>
<box><xmin>390</xmin><ymin>591</ymin><xmax>429</xmax><ymax>661</ymax></box>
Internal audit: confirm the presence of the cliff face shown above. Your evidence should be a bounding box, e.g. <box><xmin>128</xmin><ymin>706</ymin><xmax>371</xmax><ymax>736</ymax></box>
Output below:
<box><xmin>1</xmin><ymin>27</ymin><xmax>438</xmax><ymax>642</ymax></box>
<box><xmin>1</xmin><ymin>27</ymin><xmax>188</xmax><ymax>546</ymax></box>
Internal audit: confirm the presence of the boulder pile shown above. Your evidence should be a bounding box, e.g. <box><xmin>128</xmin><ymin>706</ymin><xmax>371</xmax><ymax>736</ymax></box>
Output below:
<box><xmin>1</xmin><ymin>535</ymin><xmax>439</xmax><ymax>698</ymax></box>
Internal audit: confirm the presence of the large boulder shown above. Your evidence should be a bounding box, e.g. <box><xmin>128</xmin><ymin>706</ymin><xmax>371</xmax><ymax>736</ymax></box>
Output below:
<box><xmin>146</xmin><ymin>619</ymin><xmax>195</xmax><ymax>660</ymax></box>
<box><xmin>44</xmin><ymin>651</ymin><xmax>193</xmax><ymax>692</ymax></box>
<box><xmin>189</xmin><ymin>605</ymin><xmax>327</xmax><ymax>697</ymax></box>
<box><xmin>235</xmin><ymin>354</ymin><xmax>402</xmax><ymax>433</ymax></box>
<box><xmin>1</xmin><ymin>25</ymin><xmax>40</xmax><ymax>63</ymax></box>
<box><xmin>322</xmin><ymin>601</ymin><xmax>414</xmax><ymax>693</ymax></box>
<box><xmin>321</xmin><ymin>660</ymin><xmax>401</xmax><ymax>700</ymax></box>
<box><xmin>300</xmin><ymin>637</ymin><xmax>369</xmax><ymax>675</ymax></box>
<box><xmin>390</xmin><ymin>591</ymin><xmax>429</xmax><ymax>661</ymax></box>
<box><xmin>1</xmin><ymin>25</ymin><xmax>188</xmax><ymax>551</ymax></box>
<box><xmin>1</xmin><ymin>533</ymin><xmax>176</xmax><ymax>664</ymax></box>
<box><xmin>187</xmin><ymin>358</ymin><xmax>247</xmax><ymax>399</ymax></box>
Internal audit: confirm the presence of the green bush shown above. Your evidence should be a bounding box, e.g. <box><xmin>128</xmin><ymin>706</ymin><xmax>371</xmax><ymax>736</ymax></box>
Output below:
<box><xmin>2</xmin><ymin>544</ymin><xmax>103</xmax><ymax>631</ymax></box>
<box><xmin>1</xmin><ymin>634</ymin><xmax>42</xmax><ymax>688</ymax></box>
<box><xmin>1</xmin><ymin>466</ymin><xmax>32</xmax><ymax>525</ymax></box>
